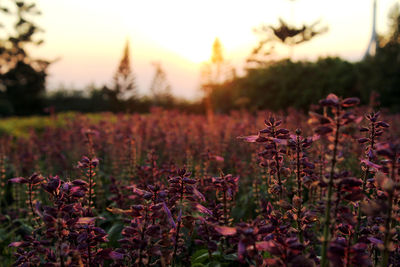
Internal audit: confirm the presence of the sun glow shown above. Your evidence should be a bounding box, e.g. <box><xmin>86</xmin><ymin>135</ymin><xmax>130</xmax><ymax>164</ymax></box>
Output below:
<box><xmin>121</xmin><ymin>1</ymin><xmax>255</xmax><ymax>64</ymax></box>
<box><xmin>34</xmin><ymin>0</ymin><xmax>397</xmax><ymax>99</ymax></box>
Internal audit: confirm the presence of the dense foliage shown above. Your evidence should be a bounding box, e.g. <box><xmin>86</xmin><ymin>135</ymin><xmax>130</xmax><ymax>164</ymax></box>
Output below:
<box><xmin>208</xmin><ymin>6</ymin><xmax>400</xmax><ymax>114</ymax></box>
<box><xmin>209</xmin><ymin>55</ymin><xmax>400</xmax><ymax>114</ymax></box>
<box><xmin>0</xmin><ymin>0</ymin><xmax>49</xmax><ymax>116</ymax></box>
<box><xmin>0</xmin><ymin>94</ymin><xmax>399</xmax><ymax>266</ymax></box>
<box><xmin>209</xmin><ymin>58</ymin><xmax>360</xmax><ymax>112</ymax></box>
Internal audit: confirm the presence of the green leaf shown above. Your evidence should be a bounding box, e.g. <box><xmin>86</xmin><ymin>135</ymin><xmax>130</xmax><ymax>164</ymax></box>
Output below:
<box><xmin>107</xmin><ymin>222</ymin><xmax>124</xmax><ymax>246</ymax></box>
<box><xmin>223</xmin><ymin>253</ymin><xmax>238</xmax><ymax>261</ymax></box>
<box><xmin>207</xmin><ymin>261</ymin><xmax>221</xmax><ymax>267</ymax></box>
<box><xmin>192</xmin><ymin>249</ymin><xmax>209</xmax><ymax>263</ymax></box>
<box><xmin>211</xmin><ymin>251</ymin><xmax>221</xmax><ymax>257</ymax></box>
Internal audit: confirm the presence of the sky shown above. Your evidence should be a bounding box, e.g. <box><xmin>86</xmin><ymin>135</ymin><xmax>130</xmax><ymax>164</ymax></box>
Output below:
<box><xmin>25</xmin><ymin>0</ymin><xmax>399</xmax><ymax>99</ymax></box>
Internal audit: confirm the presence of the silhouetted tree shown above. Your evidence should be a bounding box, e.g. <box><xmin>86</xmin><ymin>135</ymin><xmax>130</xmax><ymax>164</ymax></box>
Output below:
<box><xmin>2</xmin><ymin>61</ymin><xmax>46</xmax><ymax>115</ymax></box>
<box><xmin>248</xmin><ymin>18</ymin><xmax>327</xmax><ymax>66</ymax></box>
<box><xmin>0</xmin><ymin>0</ymin><xmax>49</xmax><ymax>116</ymax></box>
<box><xmin>211</xmin><ymin>37</ymin><xmax>224</xmax><ymax>84</ymax></box>
<box><xmin>201</xmin><ymin>37</ymin><xmax>227</xmax><ymax>122</ymax></box>
<box><xmin>112</xmin><ymin>39</ymin><xmax>137</xmax><ymax>100</ymax></box>
<box><xmin>149</xmin><ymin>62</ymin><xmax>173</xmax><ymax>106</ymax></box>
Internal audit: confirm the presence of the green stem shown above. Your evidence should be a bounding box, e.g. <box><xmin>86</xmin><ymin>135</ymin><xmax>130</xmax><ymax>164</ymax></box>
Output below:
<box><xmin>355</xmin><ymin>122</ymin><xmax>375</xmax><ymax>242</ymax></box>
<box><xmin>382</xmin><ymin>159</ymin><xmax>396</xmax><ymax>267</ymax></box>
<box><xmin>87</xmin><ymin>230</ymin><xmax>92</xmax><ymax>267</ymax></box>
<box><xmin>203</xmin><ymin>222</ymin><xmax>213</xmax><ymax>261</ymax></box>
<box><xmin>138</xmin><ymin>206</ymin><xmax>149</xmax><ymax>266</ymax></box>
<box><xmin>271</xmin><ymin>126</ymin><xmax>282</xmax><ymax>199</ymax></box>
<box><xmin>172</xmin><ymin>178</ymin><xmax>185</xmax><ymax>266</ymax></box>
<box><xmin>88</xmin><ymin>159</ymin><xmax>93</xmax><ymax>212</ymax></box>
<box><xmin>321</xmin><ymin>108</ymin><xmax>341</xmax><ymax>267</ymax></box>
<box><xmin>296</xmin><ymin>133</ymin><xmax>303</xmax><ymax>243</ymax></box>
<box><xmin>382</xmin><ymin>191</ymin><xmax>393</xmax><ymax>267</ymax></box>
<box><xmin>345</xmin><ymin>233</ymin><xmax>352</xmax><ymax>267</ymax></box>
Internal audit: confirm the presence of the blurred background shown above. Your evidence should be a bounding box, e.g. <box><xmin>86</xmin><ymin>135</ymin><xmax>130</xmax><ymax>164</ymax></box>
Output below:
<box><xmin>0</xmin><ymin>0</ymin><xmax>399</xmax><ymax>116</ymax></box>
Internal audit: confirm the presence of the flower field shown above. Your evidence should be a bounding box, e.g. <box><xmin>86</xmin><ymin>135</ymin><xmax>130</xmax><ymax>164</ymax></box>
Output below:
<box><xmin>1</xmin><ymin>94</ymin><xmax>399</xmax><ymax>266</ymax></box>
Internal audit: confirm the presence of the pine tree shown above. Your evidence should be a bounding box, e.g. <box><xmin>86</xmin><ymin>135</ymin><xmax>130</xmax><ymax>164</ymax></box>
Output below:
<box><xmin>149</xmin><ymin>62</ymin><xmax>172</xmax><ymax>106</ymax></box>
<box><xmin>200</xmin><ymin>37</ymin><xmax>226</xmax><ymax>123</ymax></box>
<box><xmin>112</xmin><ymin>39</ymin><xmax>137</xmax><ymax>100</ymax></box>
<box><xmin>211</xmin><ymin>37</ymin><xmax>224</xmax><ymax>84</ymax></box>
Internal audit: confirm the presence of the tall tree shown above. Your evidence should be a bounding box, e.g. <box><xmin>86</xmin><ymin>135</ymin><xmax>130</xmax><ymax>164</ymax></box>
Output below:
<box><xmin>112</xmin><ymin>39</ymin><xmax>137</xmax><ymax>100</ymax></box>
<box><xmin>211</xmin><ymin>37</ymin><xmax>224</xmax><ymax>84</ymax></box>
<box><xmin>201</xmin><ymin>37</ymin><xmax>226</xmax><ymax>122</ymax></box>
<box><xmin>148</xmin><ymin>62</ymin><xmax>172</xmax><ymax>106</ymax></box>
<box><xmin>0</xmin><ymin>0</ymin><xmax>49</xmax><ymax>116</ymax></box>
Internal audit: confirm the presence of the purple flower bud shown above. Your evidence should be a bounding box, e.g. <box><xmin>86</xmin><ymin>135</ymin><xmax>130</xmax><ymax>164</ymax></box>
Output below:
<box><xmin>341</xmin><ymin>97</ymin><xmax>360</xmax><ymax>107</ymax></box>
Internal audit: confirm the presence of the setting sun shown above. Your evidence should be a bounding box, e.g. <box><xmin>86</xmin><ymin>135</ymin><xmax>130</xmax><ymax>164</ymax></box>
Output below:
<box><xmin>120</xmin><ymin>1</ymin><xmax>246</xmax><ymax>64</ymax></box>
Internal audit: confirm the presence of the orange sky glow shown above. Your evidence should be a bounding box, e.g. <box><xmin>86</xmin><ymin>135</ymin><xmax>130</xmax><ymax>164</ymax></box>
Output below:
<box><xmin>28</xmin><ymin>0</ymin><xmax>398</xmax><ymax>99</ymax></box>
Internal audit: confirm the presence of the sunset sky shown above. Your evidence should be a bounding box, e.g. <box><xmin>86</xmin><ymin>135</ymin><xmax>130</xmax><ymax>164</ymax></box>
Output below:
<box><xmin>29</xmin><ymin>0</ymin><xmax>398</xmax><ymax>99</ymax></box>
